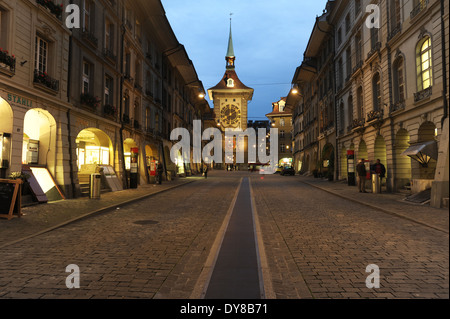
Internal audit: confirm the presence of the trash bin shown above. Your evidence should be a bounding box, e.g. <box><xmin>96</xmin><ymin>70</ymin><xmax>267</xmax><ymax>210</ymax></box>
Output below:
<box><xmin>90</xmin><ymin>173</ymin><xmax>101</xmax><ymax>199</ymax></box>
<box><xmin>372</xmin><ymin>173</ymin><xmax>381</xmax><ymax>194</ymax></box>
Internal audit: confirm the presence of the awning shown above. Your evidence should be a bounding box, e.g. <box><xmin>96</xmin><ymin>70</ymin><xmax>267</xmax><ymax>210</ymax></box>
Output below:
<box><xmin>401</xmin><ymin>140</ymin><xmax>438</xmax><ymax>159</ymax></box>
<box><xmin>401</xmin><ymin>140</ymin><xmax>438</xmax><ymax>166</ymax></box>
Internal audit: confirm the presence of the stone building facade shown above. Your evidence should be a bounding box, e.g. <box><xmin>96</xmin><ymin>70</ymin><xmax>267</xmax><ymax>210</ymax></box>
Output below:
<box><xmin>0</xmin><ymin>0</ymin><xmax>209</xmax><ymax>200</ymax></box>
<box><xmin>289</xmin><ymin>0</ymin><xmax>448</xmax><ymax>206</ymax></box>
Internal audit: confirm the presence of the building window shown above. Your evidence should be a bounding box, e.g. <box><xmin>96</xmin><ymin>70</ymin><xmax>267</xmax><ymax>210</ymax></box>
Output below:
<box><xmin>348</xmin><ymin>95</ymin><xmax>354</xmax><ymax>126</ymax></box>
<box><xmin>357</xmin><ymin>86</ymin><xmax>364</xmax><ymax>119</ymax></box>
<box><xmin>0</xmin><ymin>6</ymin><xmax>9</xmax><ymax>50</ymax></box>
<box><xmin>390</xmin><ymin>0</ymin><xmax>401</xmax><ymax>30</ymax></box>
<box><xmin>339</xmin><ymin>102</ymin><xmax>345</xmax><ymax>132</ymax></box>
<box><xmin>280</xmin><ymin>143</ymin><xmax>285</xmax><ymax>153</ymax></box>
<box><xmin>83</xmin><ymin>0</ymin><xmax>92</xmax><ymax>31</ymax></box>
<box><xmin>135</xmin><ymin>19</ymin><xmax>141</xmax><ymax>43</ymax></box>
<box><xmin>35</xmin><ymin>36</ymin><xmax>48</xmax><ymax>73</ymax></box>
<box><xmin>338</xmin><ymin>58</ymin><xmax>343</xmax><ymax>87</ymax></box>
<box><xmin>104</xmin><ymin>75</ymin><xmax>113</xmax><ymax>105</ymax></box>
<box><xmin>280</xmin><ymin>130</ymin><xmax>285</xmax><ymax>138</ymax></box>
<box><xmin>346</xmin><ymin>47</ymin><xmax>352</xmax><ymax>79</ymax></box>
<box><xmin>416</xmin><ymin>36</ymin><xmax>432</xmax><ymax>91</ymax></box>
<box><xmin>155</xmin><ymin>112</ymin><xmax>159</xmax><ymax>131</ymax></box>
<box><xmin>345</xmin><ymin>13</ymin><xmax>351</xmax><ymax>34</ymax></box>
<box><xmin>355</xmin><ymin>0</ymin><xmax>361</xmax><ymax>16</ymax></box>
<box><xmin>82</xmin><ymin>61</ymin><xmax>91</xmax><ymax>94</ymax></box>
<box><xmin>371</xmin><ymin>26</ymin><xmax>379</xmax><ymax>50</ymax></box>
<box><xmin>280</xmin><ymin>118</ymin><xmax>285</xmax><ymax>127</ymax></box>
<box><xmin>393</xmin><ymin>57</ymin><xmax>405</xmax><ymax>103</ymax></box>
<box><xmin>105</xmin><ymin>19</ymin><xmax>114</xmax><ymax>51</ymax></box>
<box><xmin>372</xmin><ymin>73</ymin><xmax>381</xmax><ymax>111</ymax></box>
<box><xmin>355</xmin><ymin>31</ymin><xmax>362</xmax><ymax>63</ymax></box>
<box><xmin>145</xmin><ymin>107</ymin><xmax>151</xmax><ymax>130</ymax></box>
<box><xmin>337</xmin><ymin>27</ymin><xmax>342</xmax><ymax>46</ymax></box>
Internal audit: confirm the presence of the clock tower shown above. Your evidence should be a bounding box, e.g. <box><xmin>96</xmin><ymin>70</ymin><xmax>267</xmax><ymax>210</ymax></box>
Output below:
<box><xmin>207</xmin><ymin>19</ymin><xmax>254</xmax><ymax>132</ymax></box>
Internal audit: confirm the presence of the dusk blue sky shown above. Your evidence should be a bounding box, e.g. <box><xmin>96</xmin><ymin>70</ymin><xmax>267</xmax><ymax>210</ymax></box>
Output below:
<box><xmin>162</xmin><ymin>0</ymin><xmax>329</xmax><ymax>121</ymax></box>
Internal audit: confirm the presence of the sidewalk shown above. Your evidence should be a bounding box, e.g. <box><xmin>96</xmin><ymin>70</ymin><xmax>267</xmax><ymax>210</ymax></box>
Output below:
<box><xmin>0</xmin><ymin>177</ymin><xmax>200</xmax><ymax>248</ymax></box>
<box><xmin>298</xmin><ymin>175</ymin><xmax>449</xmax><ymax>233</ymax></box>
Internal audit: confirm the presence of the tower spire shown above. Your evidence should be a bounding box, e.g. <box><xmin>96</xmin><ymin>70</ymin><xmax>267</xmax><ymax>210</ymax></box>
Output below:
<box><xmin>226</xmin><ymin>13</ymin><xmax>235</xmax><ymax>68</ymax></box>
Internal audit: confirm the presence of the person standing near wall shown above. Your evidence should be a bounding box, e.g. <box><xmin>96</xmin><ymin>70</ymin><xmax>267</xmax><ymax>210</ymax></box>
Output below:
<box><xmin>356</xmin><ymin>159</ymin><xmax>367</xmax><ymax>193</ymax></box>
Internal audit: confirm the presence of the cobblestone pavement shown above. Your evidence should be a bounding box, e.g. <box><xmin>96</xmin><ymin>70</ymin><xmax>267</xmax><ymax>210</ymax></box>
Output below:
<box><xmin>0</xmin><ymin>170</ymin><xmax>448</xmax><ymax>299</ymax></box>
<box><xmin>250</xmin><ymin>173</ymin><xmax>449</xmax><ymax>299</ymax></box>
<box><xmin>0</xmin><ymin>174</ymin><xmax>240</xmax><ymax>298</ymax></box>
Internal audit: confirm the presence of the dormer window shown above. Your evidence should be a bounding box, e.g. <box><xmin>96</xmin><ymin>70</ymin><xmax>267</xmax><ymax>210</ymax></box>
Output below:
<box><xmin>227</xmin><ymin>78</ymin><xmax>234</xmax><ymax>87</ymax></box>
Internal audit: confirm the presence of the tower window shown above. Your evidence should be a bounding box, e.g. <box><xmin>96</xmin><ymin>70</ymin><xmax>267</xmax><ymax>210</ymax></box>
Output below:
<box><xmin>227</xmin><ymin>78</ymin><xmax>234</xmax><ymax>87</ymax></box>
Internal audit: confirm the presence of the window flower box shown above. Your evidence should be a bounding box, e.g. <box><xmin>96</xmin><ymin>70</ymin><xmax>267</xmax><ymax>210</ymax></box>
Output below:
<box><xmin>103</xmin><ymin>104</ymin><xmax>117</xmax><ymax>116</ymax></box>
<box><xmin>36</xmin><ymin>0</ymin><xmax>63</xmax><ymax>20</ymax></box>
<box><xmin>80</xmin><ymin>93</ymin><xmax>100</xmax><ymax>109</ymax></box>
<box><xmin>33</xmin><ymin>69</ymin><xmax>59</xmax><ymax>92</ymax></box>
<box><xmin>0</xmin><ymin>48</ymin><xmax>16</xmax><ymax>73</ymax></box>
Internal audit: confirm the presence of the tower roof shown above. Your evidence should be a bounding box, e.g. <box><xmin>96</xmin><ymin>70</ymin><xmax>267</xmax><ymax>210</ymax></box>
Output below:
<box><xmin>226</xmin><ymin>21</ymin><xmax>235</xmax><ymax>58</ymax></box>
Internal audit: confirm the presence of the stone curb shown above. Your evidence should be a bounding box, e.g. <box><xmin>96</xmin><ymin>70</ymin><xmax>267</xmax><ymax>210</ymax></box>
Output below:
<box><xmin>0</xmin><ymin>180</ymin><xmax>196</xmax><ymax>249</ymax></box>
<box><xmin>299</xmin><ymin>180</ymin><xmax>449</xmax><ymax>234</ymax></box>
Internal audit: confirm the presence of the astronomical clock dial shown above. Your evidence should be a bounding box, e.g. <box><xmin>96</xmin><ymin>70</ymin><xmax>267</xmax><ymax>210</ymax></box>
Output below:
<box><xmin>220</xmin><ymin>104</ymin><xmax>241</xmax><ymax>128</ymax></box>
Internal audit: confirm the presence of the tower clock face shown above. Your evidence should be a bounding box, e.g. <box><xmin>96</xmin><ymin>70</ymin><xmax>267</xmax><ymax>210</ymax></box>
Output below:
<box><xmin>220</xmin><ymin>104</ymin><xmax>241</xmax><ymax>127</ymax></box>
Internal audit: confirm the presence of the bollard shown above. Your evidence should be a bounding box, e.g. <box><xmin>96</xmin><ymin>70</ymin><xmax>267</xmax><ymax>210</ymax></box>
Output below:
<box><xmin>90</xmin><ymin>173</ymin><xmax>101</xmax><ymax>199</ymax></box>
<box><xmin>372</xmin><ymin>173</ymin><xmax>381</xmax><ymax>194</ymax></box>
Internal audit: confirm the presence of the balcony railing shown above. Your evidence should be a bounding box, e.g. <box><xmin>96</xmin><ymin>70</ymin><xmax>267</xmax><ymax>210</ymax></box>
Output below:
<box><xmin>103</xmin><ymin>48</ymin><xmax>116</xmax><ymax>63</ymax></box>
<box><xmin>390</xmin><ymin>100</ymin><xmax>405</xmax><ymax>113</ymax></box>
<box><xmin>103</xmin><ymin>104</ymin><xmax>117</xmax><ymax>117</ymax></box>
<box><xmin>80</xmin><ymin>93</ymin><xmax>100</xmax><ymax>109</ymax></box>
<box><xmin>388</xmin><ymin>23</ymin><xmax>402</xmax><ymax>41</ymax></box>
<box><xmin>414</xmin><ymin>86</ymin><xmax>432</xmax><ymax>102</ymax></box>
<box><xmin>0</xmin><ymin>49</ymin><xmax>16</xmax><ymax>74</ymax></box>
<box><xmin>82</xmin><ymin>30</ymin><xmax>98</xmax><ymax>48</ymax></box>
<box><xmin>122</xmin><ymin>114</ymin><xmax>130</xmax><ymax>125</ymax></box>
<box><xmin>367</xmin><ymin>42</ymin><xmax>381</xmax><ymax>60</ymax></box>
<box><xmin>367</xmin><ymin>109</ymin><xmax>384</xmax><ymax>122</ymax></box>
<box><xmin>33</xmin><ymin>69</ymin><xmax>59</xmax><ymax>92</ymax></box>
<box><xmin>411</xmin><ymin>0</ymin><xmax>429</xmax><ymax>19</ymax></box>
<box><xmin>36</xmin><ymin>0</ymin><xmax>63</xmax><ymax>20</ymax></box>
<box><xmin>134</xmin><ymin>83</ymin><xmax>142</xmax><ymax>92</ymax></box>
<box><xmin>352</xmin><ymin>60</ymin><xmax>363</xmax><ymax>75</ymax></box>
<box><xmin>352</xmin><ymin>118</ymin><xmax>365</xmax><ymax>129</ymax></box>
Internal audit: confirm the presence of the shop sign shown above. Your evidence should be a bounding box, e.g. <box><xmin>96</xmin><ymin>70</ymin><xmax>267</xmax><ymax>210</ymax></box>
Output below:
<box><xmin>6</xmin><ymin>93</ymin><xmax>33</xmax><ymax>108</ymax></box>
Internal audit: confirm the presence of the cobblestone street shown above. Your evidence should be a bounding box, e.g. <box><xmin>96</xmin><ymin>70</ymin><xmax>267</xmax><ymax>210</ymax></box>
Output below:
<box><xmin>0</xmin><ymin>171</ymin><xmax>448</xmax><ymax>299</ymax></box>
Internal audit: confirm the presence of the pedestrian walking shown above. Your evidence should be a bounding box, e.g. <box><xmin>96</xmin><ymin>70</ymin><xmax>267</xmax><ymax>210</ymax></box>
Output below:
<box><xmin>203</xmin><ymin>164</ymin><xmax>208</xmax><ymax>179</ymax></box>
<box><xmin>156</xmin><ymin>162</ymin><xmax>164</xmax><ymax>184</ymax></box>
<box><xmin>356</xmin><ymin>159</ymin><xmax>367</xmax><ymax>193</ymax></box>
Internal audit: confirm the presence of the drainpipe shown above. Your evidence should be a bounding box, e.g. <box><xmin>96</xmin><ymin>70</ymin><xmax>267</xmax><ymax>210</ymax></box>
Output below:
<box><xmin>317</xmin><ymin>14</ymin><xmax>338</xmax><ymax>180</ymax></box>
<box><xmin>386</xmin><ymin>1</ymin><xmax>396</xmax><ymax>193</ymax></box>
<box><xmin>66</xmin><ymin>34</ymin><xmax>76</xmax><ymax>199</ymax></box>
<box><xmin>440</xmin><ymin>0</ymin><xmax>448</xmax><ymax>128</ymax></box>
<box><xmin>119</xmin><ymin>21</ymin><xmax>128</xmax><ymax>189</ymax></box>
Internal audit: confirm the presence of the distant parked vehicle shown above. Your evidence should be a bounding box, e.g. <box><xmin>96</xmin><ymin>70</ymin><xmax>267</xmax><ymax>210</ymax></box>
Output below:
<box><xmin>281</xmin><ymin>166</ymin><xmax>295</xmax><ymax>176</ymax></box>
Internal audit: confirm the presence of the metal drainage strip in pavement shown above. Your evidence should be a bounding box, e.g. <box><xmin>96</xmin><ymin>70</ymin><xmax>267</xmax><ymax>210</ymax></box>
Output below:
<box><xmin>133</xmin><ymin>220</ymin><xmax>159</xmax><ymax>225</ymax></box>
<box><xmin>204</xmin><ymin>177</ymin><xmax>262</xmax><ymax>299</ymax></box>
